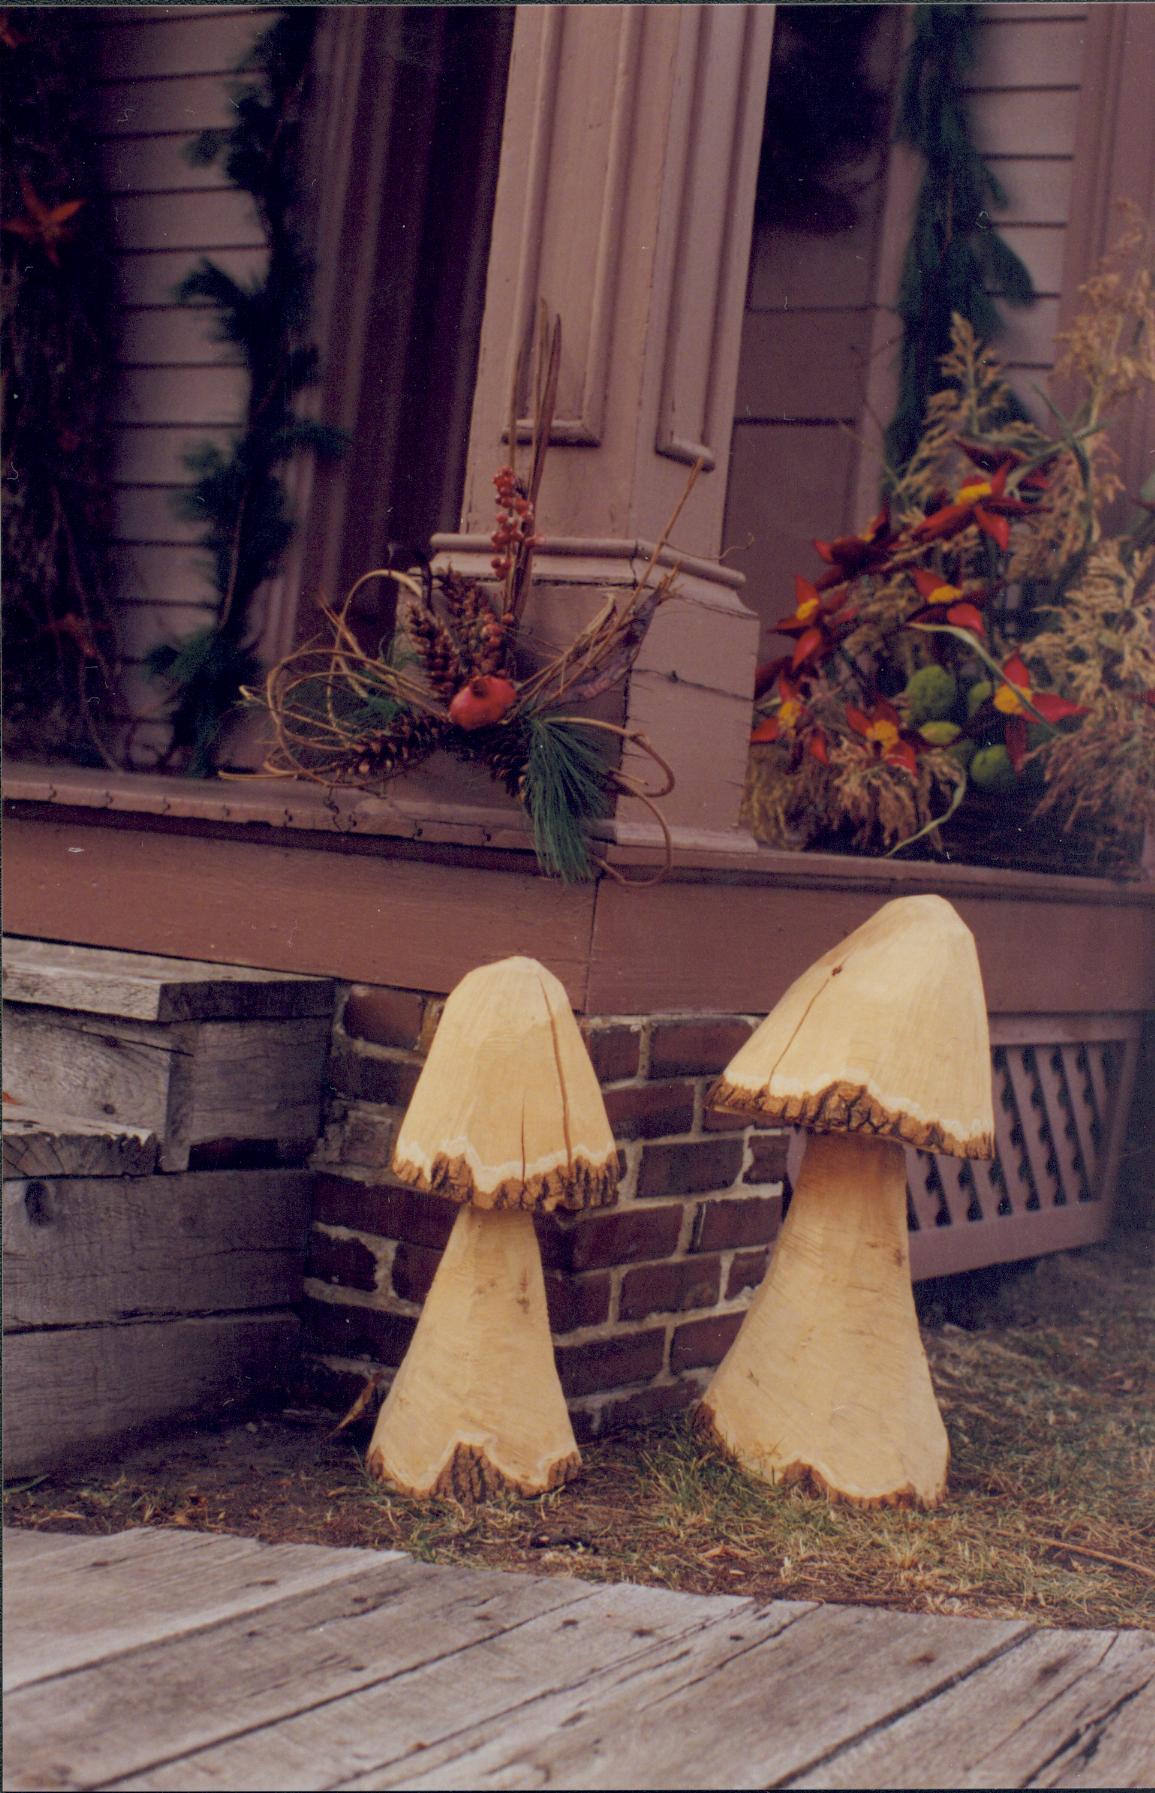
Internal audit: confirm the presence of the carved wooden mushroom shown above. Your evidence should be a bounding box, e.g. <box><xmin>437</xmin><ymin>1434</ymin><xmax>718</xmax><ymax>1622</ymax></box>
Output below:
<box><xmin>701</xmin><ymin>894</ymin><xmax>994</xmax><ymax>1508</ymax></box>
<box><xmin>367</xmin><ymin>955</ymin><xmax>618</xmax><ymax>1501</ymax></box>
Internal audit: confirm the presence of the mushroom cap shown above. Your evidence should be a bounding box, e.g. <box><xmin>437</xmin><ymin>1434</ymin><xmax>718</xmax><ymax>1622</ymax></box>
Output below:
<box><xmin>710</xmin><ymin>894</ymin><xmax>995</xmax><ymax>1158</ymax></box>
<box><xmin>392</xmin><ymin>956</ymin><xmax>619</xmax><ymax>1211</ymax></box>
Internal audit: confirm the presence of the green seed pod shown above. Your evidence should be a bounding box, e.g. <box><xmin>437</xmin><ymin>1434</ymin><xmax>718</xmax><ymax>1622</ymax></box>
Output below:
<box><xmin>970</xmin><ymin>743</ymin><xmax>1017</xmax><ymax>792</ymax></box>
<box><xmin>918</xmin><ymin>720</ymin><xmax>961</xmax><ymax>746</ymax></box>
<box><xmin>904</xmin><ymin>664</ymin><xmax>958</xmax><ymax>724</ymax></box>
<box><xmin>966</xmin><ymin>679</ymin><xmax>993</xmax><ymax>718</ymax></box>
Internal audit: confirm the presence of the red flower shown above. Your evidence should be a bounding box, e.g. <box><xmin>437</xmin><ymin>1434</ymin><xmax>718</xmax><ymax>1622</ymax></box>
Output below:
<box><xmin>955</xmin><ymin>438</ymin><xmax>1052</xmax><ymax>494</ymax></box>
<box><xmin>750</xmin><ymin>674</ymin><xmax>829</xmax><ymax>763</ymax></box>
<box><xmin>906</xmin><ymin>567</ymin><xmax>988</xmax><ymax>636</ymax></box>
<box><xmin>912</xmin><ymin>460</ymin><xmax>1035</xmax><ymax>553</ymax></box>
<box><xmin>846</xmin><ymin>698</ymin><xmax>921</xmax><ymax>775</ymax></box>
<box><xmin>993</xmin><ymin>653</ymin><xmax>1087</xmax><ymax>771</ymax></box>
<box><xmin>771</xmin><ymin>576</ymin><xmax>856</xmax><ymax>671</ymax></box>
<box><xmin>2</xmin><ymin>176</ymin><xmax>84</xmax><ymax>268</ymax></box>
<box><xmin>813</xmin><ymin>504</ymin><xmax>895</xmax><ymax>590</ymax></box>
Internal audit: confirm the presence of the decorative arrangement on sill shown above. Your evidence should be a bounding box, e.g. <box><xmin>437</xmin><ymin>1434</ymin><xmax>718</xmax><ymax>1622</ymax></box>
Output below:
<box><xmin>744</xmin><ymin>214</ymin><xmax>1155</xmax><ymax>874</ymax></box>
<box><xmin>367</xmin><ymin>955</ymin><xmax>618</xmax><ymax>1501</ymax></box>
<box><xmin>1</xmin><ymin>10</ymin><xmax>125</xmax><ymax>767</ymax></box>
<box><xmin>703</xmin><ymin>893</ymin><xmax>994</xmax><ymax>1509</ymax></box>
<box><xmin>146</xmin><ymin>12</ymin><xmax>346</xmax><ymax>776</ymax></box>
<box><xmin>248</xmin><ymin>309</ymin><xmax>697</xmax><ymax>884</ymax></box>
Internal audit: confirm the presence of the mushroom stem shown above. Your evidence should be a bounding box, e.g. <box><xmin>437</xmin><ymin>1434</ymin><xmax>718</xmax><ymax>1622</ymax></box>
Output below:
<box><xmin>367</xmin><ymin>1206</ymin><xmax>580</xmax><ymax>1500</ymax></box>
<box><xmin>699</xmin><ymin>1133</ymin><xmax>949</xmax><ymax>1508</ymax></box>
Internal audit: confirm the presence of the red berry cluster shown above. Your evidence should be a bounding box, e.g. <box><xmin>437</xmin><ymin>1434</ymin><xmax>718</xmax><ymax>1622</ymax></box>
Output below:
<box><xmin>490</xmin><ymin>466</ymin><xmax>539</xmax><ymax>577</ymax></box>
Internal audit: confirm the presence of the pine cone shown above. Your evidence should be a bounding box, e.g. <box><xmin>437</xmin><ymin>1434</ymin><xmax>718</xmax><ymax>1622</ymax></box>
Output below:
<box><xmin>483</xmin><ymin>715</ymin><xmax>532</xmax><ymax>797</ymax></box>
<box><xmin>343</xmin><ymin>710</ymin><xmax>447</xmax><ymax>783</ymax></box>
<box><xmin>406</xmin><ymin>601</ymin><xmax>465</xmax><ymax>699</ymax></box>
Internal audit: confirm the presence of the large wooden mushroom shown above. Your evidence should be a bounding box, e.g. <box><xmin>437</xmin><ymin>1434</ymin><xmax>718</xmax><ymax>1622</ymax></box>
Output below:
<box><xmin>367</xmin><ymin>956</ymin><xmax>618</xmax><ymax>1501</ymax></box>
<box><xmin>701</xmin><ymin>894</ymin><xmax>994</xmax><ymax>1508</ymax></box>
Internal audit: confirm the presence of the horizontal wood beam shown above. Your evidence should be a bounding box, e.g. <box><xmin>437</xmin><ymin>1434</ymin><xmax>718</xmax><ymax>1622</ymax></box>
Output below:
<box><xmin>6</xmin><ymin>807</ymin><xmax>1153</xmax><ymax>1019</ymax></box>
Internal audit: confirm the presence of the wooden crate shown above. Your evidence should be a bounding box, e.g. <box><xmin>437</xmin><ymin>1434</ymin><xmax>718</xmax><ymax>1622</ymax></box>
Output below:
<box><xmin>2</xmin><ymin>940</ymin><xmax>335</xmax><ymax>1170</ymax></box>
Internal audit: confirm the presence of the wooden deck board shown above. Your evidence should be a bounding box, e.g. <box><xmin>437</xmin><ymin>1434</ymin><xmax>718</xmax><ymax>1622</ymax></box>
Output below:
<box><xmin>3</xmin><ymin>1527</ymin><xmax>401</xmax><ymax>1693</ymax></box>
<box><xmin>788</xmin><ymin>1627</ymin><xmax>1155</xmax><ymax>1790</ymax></box>
<box><xmin>2</xmin><ymin>1527</ymin><xmax>1148</xmax><ymax>1793</ymax></box>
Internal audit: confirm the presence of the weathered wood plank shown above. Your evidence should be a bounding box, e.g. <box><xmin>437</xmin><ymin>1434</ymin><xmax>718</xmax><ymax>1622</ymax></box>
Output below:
<box><xmin>3</xmin><ymin>938</ymin><xmax>335</xmax><ymax>1022</ymax></box>
<box><xmin>1</xmin><ymin>1559</ymin><xmax>595</xmax><ymax>1791</ymax></box>
<box><xmin>180</xmin><ymin>1020</ymin><xmax>330</xmax><ymax>1156</ymax></box>
<box><xmin>2</xmin><ymin>1004</ymin><xmax>329</xmax><ymax>1170</ymax></box>
<box><xmin>2</xmin><ymin>1108</ymin><xmax>159</xmax><ymax>1180</ymax></box>
<box><xmin>789</xmin><ymin>1627</ymin><xmax>1155</xmax><ymax>1790</ymax></box>
<box><xmin>354</xmin><ymin>1600</ymin><xmax>1028</xmax><ymax>1791</ymax></box>
<box><xmin>3</xmin><ymin>1526</ymin><xmax>401</xmax><ymax>1693</ymax></box>
<box><xmin>2</xmin><ymin>1008</ymin><xmax>177</xmax><ymax>1140</ymax></box>
<box><xmin>3</xmin><ymin>1169</ymin><xmax>311</xmax><ymax>1329</ymax></box>
<box><xmin>0</xmin><ymin>1528</ymin><xmax>96</xmax><ymax>1565</ymax></box>
<box><xmin>116</xmin><ymin>1578</ymin><xmax>761</xmax><ymax>1790</ymax></box>
<box><xmin>3</xmin><ymin>1312</ymin><xmax>300</xmax><ymax>1479</ymax></box>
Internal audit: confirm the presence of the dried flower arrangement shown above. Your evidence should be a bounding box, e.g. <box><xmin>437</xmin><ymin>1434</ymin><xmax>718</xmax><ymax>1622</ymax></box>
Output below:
<box><xmin>745</xmin><ymin>211</ymin><xmax>1155</xmax><ymax>874</ymax></box>
<box><xmin>246</xmin><ymin>312</ymin><xmax>695</xmax><ymax>883</ymax></box>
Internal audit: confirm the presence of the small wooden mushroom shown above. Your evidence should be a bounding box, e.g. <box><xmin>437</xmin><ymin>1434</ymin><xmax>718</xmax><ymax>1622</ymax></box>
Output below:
<box><xmin>367</xmin><ymin>956</ymin><xmax>618</xmax><ymax>1501</ymax></box>
<box><xmin>701</xmin><ymin>894</ymin><xmax>995</xmax><ymax>1508</ymax></box>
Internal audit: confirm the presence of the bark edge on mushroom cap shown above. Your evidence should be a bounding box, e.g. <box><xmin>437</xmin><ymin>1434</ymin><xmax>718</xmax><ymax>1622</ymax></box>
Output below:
<box><xmin>709</xmin><ymin>1075</ymin><xmax>993</xmax><ymax>1160</ymax></box>
<box><xmin>708</xmin><ymin>893</ymin><xmax>996</xmax><ymax>1161</ymax></box>
<box><xmin>391</xmin><ymin>954</ymin><xmax>620</xmax><ymax>1211</ymax></box>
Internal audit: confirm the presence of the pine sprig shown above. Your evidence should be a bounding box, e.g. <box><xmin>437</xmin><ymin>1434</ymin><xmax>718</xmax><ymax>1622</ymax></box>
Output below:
<box><xmin>151</xmin><ymin>9</ymin><xmax>346</xmax><ymax>775</ymax></box>
<box><xmin>886</xmin><ymin>4</ymin><xmax>1036</xmax><ymax>473</ymax></box>
<box><xmin>520</xmin><ymin>716</ymin><xmax>613</xmax><ymax>885</ymax></box>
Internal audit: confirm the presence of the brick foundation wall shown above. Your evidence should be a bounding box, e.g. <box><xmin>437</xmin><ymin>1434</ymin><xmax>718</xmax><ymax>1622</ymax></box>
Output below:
<box><xmin>303</xmin><ymin>986</ymin><xmax>788</xmax><ymax>1439</ymax></box>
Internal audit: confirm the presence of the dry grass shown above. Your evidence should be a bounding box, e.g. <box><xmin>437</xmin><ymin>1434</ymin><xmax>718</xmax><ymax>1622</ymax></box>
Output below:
<box><xmin>5</xmin><ymin>1232</ymin><xmax>1152</xmax><ymax>1631</ymax></box>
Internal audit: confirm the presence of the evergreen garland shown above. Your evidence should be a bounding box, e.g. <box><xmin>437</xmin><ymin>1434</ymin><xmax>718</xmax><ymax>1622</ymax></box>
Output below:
<box><xmin>149</xmin><ymin>10</ymin><xmax>345</xmax><ymax>775</ymax></box>
<box><xmin>1</xmin><ymin>12</ymin><xmax>123</xmax><ymax>764</ymax></box>
<box><xmin>885</xmin><ymin>3</ymin><xmax>1036</xmax><ymax>474</ymax></box>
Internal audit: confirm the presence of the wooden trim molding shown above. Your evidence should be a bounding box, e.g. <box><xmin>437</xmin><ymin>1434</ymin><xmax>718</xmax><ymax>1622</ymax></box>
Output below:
<box><xmin>509</xmin><ymin>7</ymin><xmax>643</xmax><ymax>447</ymax></box>
<box><xmin>654</xmin><ymin>6</ymin><xmax>772</xmax><ymax>471</ymax></box>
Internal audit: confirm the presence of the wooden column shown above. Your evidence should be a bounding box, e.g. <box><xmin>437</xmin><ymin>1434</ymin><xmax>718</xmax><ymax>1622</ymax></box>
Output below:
<box><xmin>433</xmin><ymin>5</ymin><xmax>776</xmax><ymax>849</ymax></box>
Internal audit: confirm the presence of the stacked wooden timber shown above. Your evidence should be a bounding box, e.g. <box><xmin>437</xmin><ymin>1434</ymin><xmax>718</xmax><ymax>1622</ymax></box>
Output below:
<box><xmin>2</xmin><ymin>941</ymin><xmax>337</xmax><ymax>1478</ymax></box>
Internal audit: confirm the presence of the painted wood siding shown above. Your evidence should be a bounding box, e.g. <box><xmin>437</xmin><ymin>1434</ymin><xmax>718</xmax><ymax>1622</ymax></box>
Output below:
<box><xmin>725</xmin><ymin>4</ymin><xmax>1089</xmax><ymax>640</ymax></box>
<box><xmin>95</xmin><ymin>7</ymin><xmax>276</xmax><ymax>751</ymax></box>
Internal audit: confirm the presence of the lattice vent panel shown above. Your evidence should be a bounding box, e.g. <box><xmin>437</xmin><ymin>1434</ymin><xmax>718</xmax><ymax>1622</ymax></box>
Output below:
<box><xmin>905</xmin><ymin>1040</ymin><xmax>1123</xmax><ymax>1236</ymax></box>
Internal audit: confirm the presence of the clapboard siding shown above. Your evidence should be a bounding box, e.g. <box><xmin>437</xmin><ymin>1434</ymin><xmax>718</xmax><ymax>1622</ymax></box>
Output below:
<box><xmin>112</xmin><ymin>189</ymin><xmax>262</xmax><ymax>253</ymax></box>
<box><xmin>118</xmin><ymin>306</ymin><xmax>242</xmax><ymax>367</ymax></box>
<box><xmin>725</xmin><ymin>4</ymin><xmax>1089</xmax><ymax>633</ymax></box>
<box><xmin>96</xmin><ymin>10</ymin><xmax>278</xmax><ymax>741</ymax></box>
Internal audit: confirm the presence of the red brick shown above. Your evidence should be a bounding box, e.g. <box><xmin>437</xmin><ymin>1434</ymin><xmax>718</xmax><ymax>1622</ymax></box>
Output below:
<box><xmin>701</xmin><ymin>1104</ymin><xmax>747</xmax><ymax>1133</ymax></box>
<box><xmin>603</xmin><ymin>1082</ymin><xmax>695</xmax><ymax>1141</ymax></box>
<box><xmin>670</xmin><ymin>1312</ymin><xmax>743</xmax><ymax>1372</ymax></box>
<box><xmin>727</xmin><ymin>1247</ymin><xmax>771</xmax><ymax>1298</ymax></box>
<box><xmin>582</xmin><ymin>1022</ymin><xmax>641</xmax><ymax>1083</ymax></box>
<box><xmin>537</xmin><ymin>1205</ymin><xmax>684</xmax><ymax>1273</ymax></box>
<box><xmin>342</xmin><ymin>987</ymin><xmax>427</xmax><ymax>1051</ymax></box>
<box><xmin>545</xmin><ymin>1269</ymin><xmax>612</xmax><ymax>1334</ymax></box>
<box><xmin>649</xmin><ymin>1018</ymin><xmax>754</xmax><ymax>1078</ymax></box>
<box><xmin>307</xmin><ymin>1229</ymin><xmax>380</xmax><ymax>1293</ymax></box>
<box><xmin>557</xmin><ymin>1328</ymin><xmax>666</xmax><ymax>1397</ymax></box>
<box><xmin>328</xmin><ymin>1048</ymin><xmax>423</xmax><ymax>1108</ymax></box>
<box><xmin>637</xmin><ymin>1138</ymin><xmax>743</xmax><ymax>1199</ymax></box>
<box><xmin>337</xmin><ymin>1107</ymin><xmax>397</xmax><ymax>1169</ymax></box>
<box><xmin>312</xmin><ymin>1174</ymin><xmax>456</xmax><ymax>1249</ymax></box>
<box><xmin>619</xmin><ymin>1256</ymin><xmax>722</xmax><ymax>1322</ymax></box>
<box><xmin>390</xmin><ymin>1239</ymin><xmax>443</xmax><ymax>1304</ymax></box>
<box><xmin>745</xmin><ymin>1131</ymin><xmax>790</xmax><ymax>1184</ymax></box>
<box><xmin>692</xmin><ymin>1194</ymin><xmax>781</xmax><ymax>1252</ymax></box>
<box><xmin>594</xmin><ymin>1378</ymin><xmax>700</xmax><ymax>1435</ymax></box>
<box><xmin>301</xmin><ymin>1297</ymin><xmax>415</xmax><ymax>1366</ymax></box>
